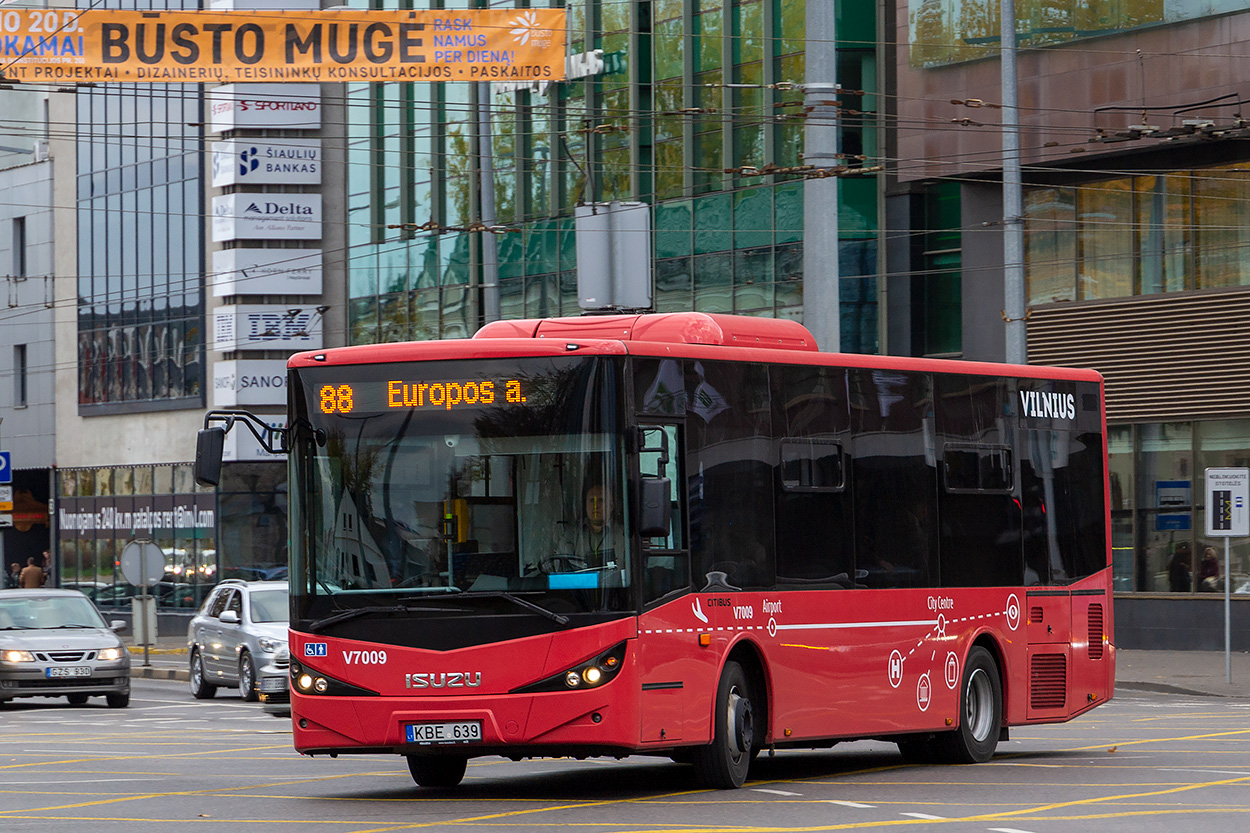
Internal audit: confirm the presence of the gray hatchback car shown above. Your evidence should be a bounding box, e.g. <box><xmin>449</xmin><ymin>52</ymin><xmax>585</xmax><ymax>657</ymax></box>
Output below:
<box><xmin>187</xmin><ymin>579</ymin><xmax>288</xmax><ymax>702</ymax></box>
<box><xmin>0</xmin><ymin>589</ymin><xmax>132</xmax><ymax>708</ymax></box>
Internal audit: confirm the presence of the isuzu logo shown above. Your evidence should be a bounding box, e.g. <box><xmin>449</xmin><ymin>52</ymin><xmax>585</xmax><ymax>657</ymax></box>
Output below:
<box><xmin>406</xmin><ymin>672</ymin><xmax>482</xmax><ymax>689</ymax></box>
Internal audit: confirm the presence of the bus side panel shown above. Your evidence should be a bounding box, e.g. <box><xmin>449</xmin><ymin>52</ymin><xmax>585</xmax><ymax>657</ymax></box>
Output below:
<box><xmin>1068</xmin><ymin>588</ymin><xmax>1113</xmax><ymax>713</ymax></box>
<box><xmin>648</xmin><ymin>587</ymin><xmax>1030</xmax><ymax>745</ymax></box>
<box><xmin>637</xmin><ymin>604</ymin><xmax>724</xmax><ymax>745</ymax></box>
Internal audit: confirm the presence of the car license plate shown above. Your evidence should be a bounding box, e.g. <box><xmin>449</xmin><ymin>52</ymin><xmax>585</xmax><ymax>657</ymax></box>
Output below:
<box><xmin>46</xmin><ymin>666</ymin><xmax>91</xmax><ymax>678</ymax></box>
<box><xmin>405</xmin><ymin>720</ymin><xmax>482</xmax><ymax>745</ymax></box>
<box><xmin>260</xmin><ymin>677</ymin><xmax>288</xmax><ymax>693</ymax></box>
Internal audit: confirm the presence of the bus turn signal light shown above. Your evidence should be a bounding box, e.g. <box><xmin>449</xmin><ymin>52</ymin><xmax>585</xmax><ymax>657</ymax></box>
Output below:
<box><xmin>699</xmin><ymin>633</ymin><xmax>711</xmax><ymax>647</ymax></box>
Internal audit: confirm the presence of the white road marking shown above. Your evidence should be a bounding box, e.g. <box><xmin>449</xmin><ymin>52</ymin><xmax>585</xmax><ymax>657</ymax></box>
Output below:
<box><xmin>753</xmin><ymin>788</ymin><xmax>803</xmax><ymax>796</ymax></box>
<box><xmin>901</xmin><ymin>812</ymin><xmax>946</xmax><ymax>820</ymax></box>
<box><xmin>824</xmin><ymin>800</ymin><xmax>876</xmax><ymax>808</ymax></box>
<box><xmin>988</xmin><ymin>828</ymin><xmax>1039</xmax><ymax>833</ymax></box>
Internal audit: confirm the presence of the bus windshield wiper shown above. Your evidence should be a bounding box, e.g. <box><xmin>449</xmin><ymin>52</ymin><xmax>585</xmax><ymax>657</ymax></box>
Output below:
<box><xmin>456</xmin><ymin>591</ymin><xmax>570</xmax><ymax>627</ymax></box>
<box><xmin>307</xmin><ymin>602</ymin><xmax>464</xmax><ymax>632</ymax></box>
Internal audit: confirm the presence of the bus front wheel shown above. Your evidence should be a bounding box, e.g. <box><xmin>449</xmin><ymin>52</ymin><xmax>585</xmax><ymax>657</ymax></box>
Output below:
<box><xmin>691</xmin><ymin>660</ymin><xmax>756</xmax><ymax>789</ymax></box>
<box><xmin>933</xmin><ymin>646</ymin><xmax>1002</xmax><ymax>764</ymax></box>
<box><xmin>406</xmin><ymin>755</ymin><xmax>467</xmax><ymax>788</ymax></box>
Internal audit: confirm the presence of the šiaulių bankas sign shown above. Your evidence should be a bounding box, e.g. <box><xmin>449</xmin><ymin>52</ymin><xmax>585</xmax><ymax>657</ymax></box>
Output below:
<box><xmin>0</xmin><ymin>9</ymin><xmax>566</xmax><ymax>83</ymax></box>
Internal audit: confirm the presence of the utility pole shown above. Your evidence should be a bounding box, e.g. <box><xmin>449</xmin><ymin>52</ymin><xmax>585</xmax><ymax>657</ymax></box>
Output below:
<box><xmin>802</xmin><ymin>0</ymin><xmax>840</xmax><ymax>352</ymax></box>
<box><xmin>477</xmin><ymin>81</ymin><xmax>500</xmax><ymax>323</ymax></box>
<box><xmin>1001</xmin><ymin>0</ymin><xmax>1027</xmax><ymax>364</ymax></box>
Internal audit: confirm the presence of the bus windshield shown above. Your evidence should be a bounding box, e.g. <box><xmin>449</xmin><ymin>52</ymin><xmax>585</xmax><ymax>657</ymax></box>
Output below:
<box><xmin>288</xmin><ymin>356</ymin><xmax>630</xmax><ymax>618</ymax></box>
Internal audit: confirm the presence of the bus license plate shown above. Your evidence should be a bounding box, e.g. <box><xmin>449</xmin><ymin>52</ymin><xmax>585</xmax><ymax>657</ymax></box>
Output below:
<box><xmin>47</xmin><ymin>666</ymin><xmax>91</xmax><ymax>678</ymax></box>
<box><xmin>405</xmin><ymin>721</ymin><xmax>482</xmax><ymax>745</ymax></box>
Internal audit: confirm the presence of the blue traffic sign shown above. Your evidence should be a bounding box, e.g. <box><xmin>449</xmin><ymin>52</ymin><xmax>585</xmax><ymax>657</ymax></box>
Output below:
<box><xmin>0</xmin><ymin>451</ymin><xmax>10</xmax><ymax>484</ymax></box>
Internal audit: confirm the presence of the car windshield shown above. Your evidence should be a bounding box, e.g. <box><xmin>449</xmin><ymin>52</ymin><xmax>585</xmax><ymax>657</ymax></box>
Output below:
<box><xmin>0</xmin><ymin>596</ymin><xmax>108</xmax><ymax>630</ymax></box>
<box><xmin>249</xmin><ymin>589</ymin><xmax>289</xmax><ymax>623</ymax></box>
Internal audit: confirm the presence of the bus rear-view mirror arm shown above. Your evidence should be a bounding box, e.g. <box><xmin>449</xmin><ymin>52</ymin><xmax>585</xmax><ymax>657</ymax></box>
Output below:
<box><xmin>194</xmin><ymin>409</ymin><xmax>290</xmax><ymax>487</ymax></box>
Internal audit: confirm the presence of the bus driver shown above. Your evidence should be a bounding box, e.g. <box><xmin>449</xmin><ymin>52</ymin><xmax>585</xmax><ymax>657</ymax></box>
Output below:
<box><xmin>547</xmin><ymin>479</ymin><xmax>616</xmax><ymax>572</ymax></box>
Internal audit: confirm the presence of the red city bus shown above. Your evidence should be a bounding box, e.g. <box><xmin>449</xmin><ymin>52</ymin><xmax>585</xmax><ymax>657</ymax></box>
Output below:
<box><xmin>199</xmin><ymin>312</ymin><xmax>1114</xmax><ymax>789</ymax></box>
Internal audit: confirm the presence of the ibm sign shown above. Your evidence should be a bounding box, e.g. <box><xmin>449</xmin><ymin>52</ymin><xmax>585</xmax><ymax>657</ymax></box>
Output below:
<box><xmin>213</xmin><ymin>305</ymin><xmax>324</xmax><ymax>353</ymax></box>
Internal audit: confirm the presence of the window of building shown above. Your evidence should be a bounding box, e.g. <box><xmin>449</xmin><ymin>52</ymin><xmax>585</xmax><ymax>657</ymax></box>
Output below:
<box><xmin>919</xmin><ymin>182</ymin><xmax>962</xmax><ymax>356</ymax></box>
<box><xmin>75</xmin><ymin>78</ymin><xmax>204</xmax><ymax>412</ymax></box>
<box><xmin>1026</xmin><ymin>166</ymin><xmax>1250</xmax><ymax>306</ymax></box>
<box><xmin>11</xmin><ymin>217</ymin><xmax>25</xmax><ymax>277</ymax></box>
<box><xmin>13</xmin><ymin>344</ymin><xmax>26</xmax><ymax>407</ymax></box>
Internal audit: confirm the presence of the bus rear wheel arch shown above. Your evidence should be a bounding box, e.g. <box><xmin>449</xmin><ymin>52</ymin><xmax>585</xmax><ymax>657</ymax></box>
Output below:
<box><xmin>931</xmin><ymin>645</ymin><xmax>1002</xmax><ymax>763</ymax></box>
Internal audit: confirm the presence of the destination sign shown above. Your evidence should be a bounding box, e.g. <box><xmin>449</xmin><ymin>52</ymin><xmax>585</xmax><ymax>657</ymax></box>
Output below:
<box><xmin>0</xmin><ymin>9</ymin><xmax>566</xmax><ymax>84</ymax></box>
<box><xmin>319</xmin><ymin>379</ymin><xmax>527</xmax><ymax>415</ymax></box>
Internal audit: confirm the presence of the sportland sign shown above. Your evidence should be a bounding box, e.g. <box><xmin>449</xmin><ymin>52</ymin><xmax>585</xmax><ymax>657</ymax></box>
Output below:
<box><xmin>0</xmin><ymin>8</ymin><xmax>566</xmax><ymax>83</ymax></box>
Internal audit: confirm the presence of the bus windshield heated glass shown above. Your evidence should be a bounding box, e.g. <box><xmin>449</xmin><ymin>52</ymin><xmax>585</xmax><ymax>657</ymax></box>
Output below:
<box><xmin>289</xmin><ymin>356</ymin><xmax>629</xmax><ymax>615</ymax></box>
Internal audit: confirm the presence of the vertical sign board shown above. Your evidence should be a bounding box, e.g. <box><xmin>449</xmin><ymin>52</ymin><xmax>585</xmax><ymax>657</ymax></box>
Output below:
<box><xmin>1204</xmin><ymin>466</ymin><xmax>1248</xmax><ymax>684</ymax></box>
<box><xmin>0</xmin><ymin>452</ymin><xmax>9</xmax><ymax>527</ymax></box>
<box><xmin>1205</xmin><ymin>468</ymin><xmax>1250</xmax><ymax>538</ymax></box>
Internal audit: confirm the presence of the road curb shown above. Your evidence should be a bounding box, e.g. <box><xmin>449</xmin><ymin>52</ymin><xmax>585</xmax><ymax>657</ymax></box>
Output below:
<box><xmin>132</xmin><ymin>665</ymin><xmax>189</xmax><ymax>682</ymax></box>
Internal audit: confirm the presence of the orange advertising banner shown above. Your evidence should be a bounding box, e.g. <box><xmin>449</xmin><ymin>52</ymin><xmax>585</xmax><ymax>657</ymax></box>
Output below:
<box><xmin>0</xmin><ymin>9</ymin><xmax>566</xmax><ymax>83</ymax></box>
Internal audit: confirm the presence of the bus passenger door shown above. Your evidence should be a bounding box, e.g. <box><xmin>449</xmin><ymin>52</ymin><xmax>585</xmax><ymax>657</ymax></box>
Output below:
<box><xmin>636</xmin><ymin>423</ymin><xmax>692</xmax><ymax>744</ymax></box>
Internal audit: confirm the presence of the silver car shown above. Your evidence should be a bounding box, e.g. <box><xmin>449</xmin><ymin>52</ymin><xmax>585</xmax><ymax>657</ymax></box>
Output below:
<box><xmin>0</xmin><ymin>589</ymin><xmax>132</xmax><ymax>708</ymax></box>
<box><xmin>187</xmin><ymin>579</ymin><xmax>288</xmax><ymax>702</ymax></box>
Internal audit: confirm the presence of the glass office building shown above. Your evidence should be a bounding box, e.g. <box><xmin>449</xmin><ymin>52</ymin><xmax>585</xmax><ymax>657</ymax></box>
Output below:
<box><xmin>343</xmin><ymin>0</ymin><xmax>881</xmax><ymax>354</ymax></box>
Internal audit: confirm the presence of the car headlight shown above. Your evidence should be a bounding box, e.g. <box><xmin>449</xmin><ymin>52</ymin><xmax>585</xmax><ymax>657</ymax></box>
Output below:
<box><xmin>98</xmin><ymin>647</ymin><xmax>124</xmax><ymax>661</ymax></box>
<box><xmin>2</xmin><ymin>649</ymin><xmax>35</xmax><ymax>663</ymax></box>
<box><xmin>258</xmin><ymin>638</ymin><xmax>285</xmax><ymax>653</ymax></box>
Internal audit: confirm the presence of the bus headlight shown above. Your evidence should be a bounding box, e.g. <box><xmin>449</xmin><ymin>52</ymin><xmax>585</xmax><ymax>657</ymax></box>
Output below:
<box><xmin>514</xmin><ymin>642</ymin><xmax>627</xmax><ymax>693</ymax></box>
<box><xmin>289</xmin><ymin>659</ymin><xmax>379</xmax><ymax>697</ymax></box>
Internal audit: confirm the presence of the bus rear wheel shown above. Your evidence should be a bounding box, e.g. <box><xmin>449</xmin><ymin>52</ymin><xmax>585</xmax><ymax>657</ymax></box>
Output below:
<box><xmin>933</xmin><ymin>646</ymin><xmax>1001</xmax><ymax>764</ymax></box>
<box><xmin>406</xmin><ymin>755</ymin><xmax>467</xmax><ymax>788</ymax></box>
<box><xmin>691</xmin><ymin>660</ymin><xmax>756</xmax><ymax>789</ymax></box>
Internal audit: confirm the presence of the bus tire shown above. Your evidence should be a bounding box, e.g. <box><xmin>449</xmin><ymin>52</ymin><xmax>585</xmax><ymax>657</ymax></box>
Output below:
<box><xmin>933</xmin><ymin>646</ymin><xmax>1001</xmax><ymax>764</ymax></box>
<box><xmin>406</xmin><ymin>755</ymin><xmax>467</xmax><ymax>788</ymax></box>
<box><xmin>691</xmin><ymin>660</ymin><xmax>756</xmax><ymax>789</ymax></box>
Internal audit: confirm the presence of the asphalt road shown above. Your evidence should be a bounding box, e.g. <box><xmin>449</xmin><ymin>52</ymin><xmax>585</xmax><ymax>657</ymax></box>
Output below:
<box><xmin>3</xmin><ymin>679</ymin><xmax>1250</xmax><ymax>832</ymax></box>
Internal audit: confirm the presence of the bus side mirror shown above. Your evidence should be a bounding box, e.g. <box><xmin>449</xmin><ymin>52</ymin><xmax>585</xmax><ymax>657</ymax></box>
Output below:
<box><xmin>639</xmin><ymin>477</ymin><xmax>671</xmax><ymax>538</ymax></box>
<box><xmin>194</xmin><ymin>427</ymin><xmax>227</xmax><ymax>487</ymax></box>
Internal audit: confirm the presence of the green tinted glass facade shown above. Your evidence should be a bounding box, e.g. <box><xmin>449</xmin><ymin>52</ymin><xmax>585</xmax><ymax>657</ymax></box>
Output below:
<box><xmin>346</xmin><ymin>0</ymin><xmax>879</xmax><ymax>351</ymax></box>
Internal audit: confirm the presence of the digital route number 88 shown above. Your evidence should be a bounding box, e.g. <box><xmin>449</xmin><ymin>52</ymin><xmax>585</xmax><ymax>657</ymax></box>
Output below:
<box><xmin>320</xmin><ymin>384</ymin><xmax>355</xmax><ymax>414</ymax></box>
